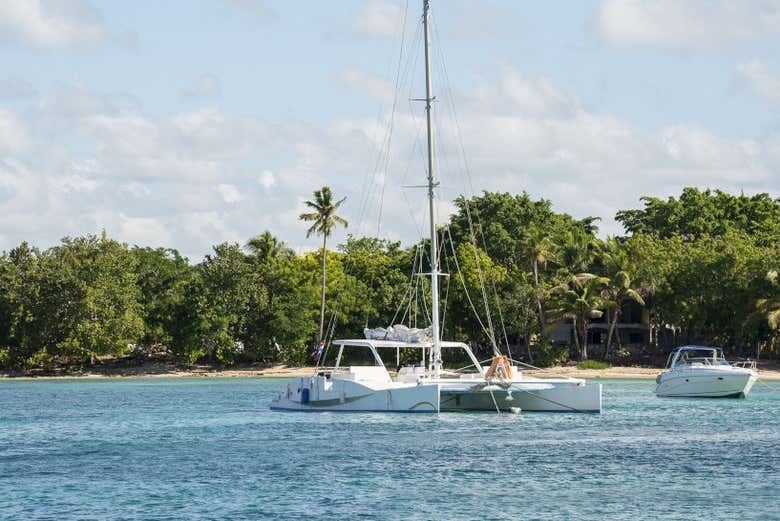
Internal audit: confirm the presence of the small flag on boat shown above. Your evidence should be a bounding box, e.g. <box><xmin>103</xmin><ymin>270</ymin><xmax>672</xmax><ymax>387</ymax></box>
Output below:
<box><xmin>311</xmin><ymin>342</ymin><xmax>325</xmax><ymax>360</ymax></box>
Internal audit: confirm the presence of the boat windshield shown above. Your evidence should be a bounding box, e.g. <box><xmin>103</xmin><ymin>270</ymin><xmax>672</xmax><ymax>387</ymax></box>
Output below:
<box><xmin>375</xmin><ymin>343</ymin><xmax>481</xmax><ymax>374</ymax></box>
<box><xmin>673</xmin><ymin>348</ymin><xmax>729</xmax><ymax>367</ymax></box>
<box><xmin>322</xmin><ymin>344</ymin><xmax>382</xmax><ymax>369</ymax></box>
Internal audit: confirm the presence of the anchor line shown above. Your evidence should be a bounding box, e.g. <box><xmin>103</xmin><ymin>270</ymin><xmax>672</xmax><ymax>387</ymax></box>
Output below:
<box><xmin>510</xmin><ymin>388</ymin><xmax>600</xmax><ymax>414</ymax></box>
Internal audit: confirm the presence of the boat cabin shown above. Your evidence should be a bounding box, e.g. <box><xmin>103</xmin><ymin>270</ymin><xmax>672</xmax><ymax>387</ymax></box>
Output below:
<box><xmin>316</xmin><ymin>339</ymin><xmax>487</xmax><ymax>382</ymax></box>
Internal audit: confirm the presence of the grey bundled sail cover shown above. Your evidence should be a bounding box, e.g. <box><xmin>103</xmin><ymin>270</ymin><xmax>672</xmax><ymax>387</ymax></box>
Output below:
<box><xmin>364</xmin><ymin>324</ymin><xmax>433</xmax><ymax>343</ymax></box>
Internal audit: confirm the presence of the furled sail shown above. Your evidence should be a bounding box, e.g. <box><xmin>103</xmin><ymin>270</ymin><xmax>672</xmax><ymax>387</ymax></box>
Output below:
<box><xmin>363</xmin><ymin>324</ymin><xmax>433</xmax><ymax>343</ymax></box>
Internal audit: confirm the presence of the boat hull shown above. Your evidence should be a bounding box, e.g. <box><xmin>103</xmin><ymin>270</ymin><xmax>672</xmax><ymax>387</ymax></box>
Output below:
<box><xmin>440</xmin><ymin>383</ymin><xmax>602</xmax><ymax>413</ymax></box>
<box><xmin>655</xmin><ymin>370</ymin><xmax>757</xmax><ymax>398</ymax></box>
<box><xmin>270</xmin><ymin>376</ymin><xmax>440</xmax><ymax>413</ymax></box>
<box><xmin>270</xmin><ymin>373</ymin><xmax>602</xmax><ymax>414</ymax></box>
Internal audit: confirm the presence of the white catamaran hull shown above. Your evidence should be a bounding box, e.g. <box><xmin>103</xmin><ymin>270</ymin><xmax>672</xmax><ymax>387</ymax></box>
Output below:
<box><xmin>655</xmin><ymin>370</ymin><xmax>757</xmax><ymax>398</ymax></box>
<box><xmin>271</xmin><ymin>373</ymin><xmax>602</xmax><ymax>413</ymax></box>
<box><xmin>270</xmin><ymin>375</ymin><xmax>440</xmax><ymax>413</ymax></box>
<box><xmin>439</xmin><ymin>383</ymin><xmax>602</xmax><ymax>413</ymax></box>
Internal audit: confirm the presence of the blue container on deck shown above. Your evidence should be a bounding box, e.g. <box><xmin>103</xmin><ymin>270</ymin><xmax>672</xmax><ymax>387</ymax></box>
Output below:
<box><xmin>301</xmin><ymin>388</ymin><xmax>310</xmax><ymax>404</ymax></box>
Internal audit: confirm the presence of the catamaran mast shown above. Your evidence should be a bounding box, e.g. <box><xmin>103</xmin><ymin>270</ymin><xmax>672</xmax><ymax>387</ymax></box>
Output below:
<box><xmin>422</xmin><ymin>0</ymin><xmax>441</xmax><ymax>377</ymax></box>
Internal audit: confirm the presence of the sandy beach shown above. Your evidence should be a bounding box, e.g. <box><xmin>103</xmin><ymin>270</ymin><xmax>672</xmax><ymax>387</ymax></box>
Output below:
<box><xmin>3</xmin><ymin>362</ymin><xmax>780</xmax><ymax>381</ymax></box>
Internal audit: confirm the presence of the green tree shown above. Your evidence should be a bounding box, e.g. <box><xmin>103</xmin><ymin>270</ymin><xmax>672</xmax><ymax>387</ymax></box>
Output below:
<box><xmin>448</xmin><ymin>192</ymin><xmax>597</xmax><ymax>268</ymax></box>
<box><xmin>753</xmin><ymin>270</ymin><xmax>780</xmax><ymax>358</ymax></box>
<box><xmin>599</xmin><ymin>239</ymin><xmax>645</xmax><ymax>357</ymax></box>
<box><xmin>195</xmin><ymin>242</ymin><xmax>257</xmax><ymax>364</ymax></box>
<box><xmin>299</xmin><ymin>186</ymin><xmax>348</xmax><ymax>342</ymax></box>
<box><xmin>549</xmin><ymin>273</ymin><xmax>609</xmax><ymax>360</ymax></box>
<box><xmin>132</xmin><ymin>247</ymin><xmax>194</xmax><ymax>349</ymax></box>
<box><xmin>245</xmin><ymin>230</ymin><xmax>294</xmax><ymax>263</ymax></box>
<box><xmin>337</xmin><ymin>237</ymin><xmax>411</xmax><ymax>333</ymax></box>
<box><xmin>520</xmin><ymin>227</ymin><xmax>556</xmax><ymax>329</ymax></box>
<box><xmin>55</xmin><ymin>234</ymin><xmax>144</xmax><ymax>363</ymax></box>
<box><xmin>556</xmin><ymin>227</ymin><xmax>600</xmax><ymax>275</ymax></box>
<box><xmin>616</xmin><ymin>188</ymin><xmax>780</xmax><ymax>245</ymax></box>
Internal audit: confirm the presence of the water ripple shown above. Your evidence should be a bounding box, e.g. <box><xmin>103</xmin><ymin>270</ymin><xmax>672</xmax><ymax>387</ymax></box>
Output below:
<box><xmin>0</xmin><ymin>378</ymin><xmax>777</xmax><ymax>520</ymax></box>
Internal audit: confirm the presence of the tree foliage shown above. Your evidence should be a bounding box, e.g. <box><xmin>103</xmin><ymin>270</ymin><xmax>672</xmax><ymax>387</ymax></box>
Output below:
<box><xmin>1</xmin><ymin>187</ymin><xmax>779</xmax><ymax>371</ymax></box>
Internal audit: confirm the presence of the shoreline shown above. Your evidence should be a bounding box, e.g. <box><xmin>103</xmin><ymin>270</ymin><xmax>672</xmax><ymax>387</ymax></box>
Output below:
<box><xmin>3</xmin><ymin>362</ymin><xmax>780</xmax><ymax>381</ymax></box>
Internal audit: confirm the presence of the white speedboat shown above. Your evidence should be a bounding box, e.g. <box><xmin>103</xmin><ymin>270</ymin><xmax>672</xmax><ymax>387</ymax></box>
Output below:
<box><xmin>655</xmin><ymin>345</ymin><xmax>757</xmax><ymax>398</ymax></box>
<box><xmin>271</xmin><ymin>339</ymin><xmax>602</xmax><ymax>413</ymax></box>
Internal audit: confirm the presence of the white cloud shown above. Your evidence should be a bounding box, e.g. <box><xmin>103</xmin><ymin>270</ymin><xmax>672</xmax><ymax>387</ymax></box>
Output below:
<box><xmin>117</xmin><ymin>214</ymin><xmax>171</xmax><ymax>247</ymax></box>
<box><xmin>0</xmin><ymin>0</ymin><xmax>108</xmax><ymax>48</ymax></box>
<box><xmin>48</xmin><ymin>173</ymin><xmax>100</xmax><ymax>194</ymax></box>
<box><xmin>339</xmin><ymin>67</ymin><xmax>394</xmax><ymax>104</ymax></box>
<box><xmin>181</xmin><ymin>211</ymin><xmax>241</xmax><ymax>249</ymax></box>
<box><xmin>597</xmin><ymin>0</ymin><xmax>780</xmax><ymax>48</ymax></box>
<box><xmin>0</xmin><ymin>77</ymin><xmax>36</xmax><ymax>99</ymax></box>
<box><xmin>181</xmin><ymin>74</ymin><xmax>221</xmax><ymax>99</ymax></box>
<box><xmin>2</xmin><ymin>69</ymin><xmax>780</xmax><ymax>258</ymax></box>
<box><xmin>0</xmin><ymin>108</ymin><xmax>30</xmax><ymax>153</ymax></box>
<box><xmin>481</xmin><ymin>66</ymin><xmax>577</xmax><ymax>118</ymax></box>
<box><xmin>119</xmin><ymin>181</ymin><xmax>151</xmax><ymax>198</ymax></box>
<box><xmin>258</xmin><ymin>170</ymin><xmax>275</xmax><ymax>189</ymax></box>
<box><xmin>738</xmin><ymin>59</ymin><xmax>780</xmax><ymax>105</ymax></box>
<box><xmin>353</xmin><ymin>0</ymin><xmax>404</xmax><ymax>37</ymax></box>
<box><xmin>217</xmin><ymin>183</ymin><xmax>243</xmax><ymax>203</ymax></box>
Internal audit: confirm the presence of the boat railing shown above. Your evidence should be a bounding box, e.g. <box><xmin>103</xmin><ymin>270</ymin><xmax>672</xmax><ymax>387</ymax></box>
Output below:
<box><xmin>731</xmin><ymin>360</ymin><xmax>757</xmax><ymax>370</ymax></box>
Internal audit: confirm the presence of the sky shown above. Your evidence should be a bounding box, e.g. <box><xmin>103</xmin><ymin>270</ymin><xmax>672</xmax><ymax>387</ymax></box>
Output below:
<box><xmin>0</xmin><ymin>0</ymin><xmax>779</xmax><ymax>260</ymax></box>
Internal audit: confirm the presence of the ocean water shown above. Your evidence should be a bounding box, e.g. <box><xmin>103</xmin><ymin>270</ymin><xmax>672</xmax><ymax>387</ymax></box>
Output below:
<box><xmin>0</xmin><ymin>377</ymin><xmax>778</xmax><ymax>521</ymax></box>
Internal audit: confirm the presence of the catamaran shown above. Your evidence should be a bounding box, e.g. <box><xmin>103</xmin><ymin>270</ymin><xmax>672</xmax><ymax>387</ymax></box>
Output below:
<box><xmin>270</xmin><ymin>0</ymin><xmax>602</xmax><ymax>414</ymax></box>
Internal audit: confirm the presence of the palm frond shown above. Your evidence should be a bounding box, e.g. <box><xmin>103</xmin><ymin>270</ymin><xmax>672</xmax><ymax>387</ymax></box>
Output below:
<box><xmin>299</xmin><ymin>212</ymin><xmax>319</xmax><ymax>222</ymax></box>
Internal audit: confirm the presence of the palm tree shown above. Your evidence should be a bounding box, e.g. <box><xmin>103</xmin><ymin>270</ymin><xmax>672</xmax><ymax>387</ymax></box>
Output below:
<box><xmin>754</xmin><ymin>270</ymin><xmax>780</xmax><ymax>357</ymax></box>
<box><xmin>557</xmin><ymin>228</ymin><xmax>598</xmax><ymax>275</ymax></box>
<box><xmin>549</xmin><ymin>273</ymin><xmax>609</xmax><ymax>360</ymax></box>
<box><xmin>603</xmin><ymin>271</ymin><xmax>645</xmax><ymax>358</ymax></box>
<box><xmin>600</xmin><ymin>239</ymin><xmax>645</xmax><ymax>357</ymax></box>
<box><xmin>245</xmin><ymin>230</ymin><xmax>293</xmax><ymax>263</ymax></box>
<box><xmin>520</xmin><ymin>228</ymin><xmax>556</xmax><ymax>329</ymax></box>
<box><xmin>299</xmin><ymin>186</ymin><xmax>348</xmax><ymax>342</ymax></box>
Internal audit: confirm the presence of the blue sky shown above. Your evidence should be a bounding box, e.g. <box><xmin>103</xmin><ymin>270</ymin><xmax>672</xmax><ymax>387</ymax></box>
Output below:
<box><xmin>0</xmin><ymin>0</ymin><xmax>779</xmax><ymax>260</ymax></box>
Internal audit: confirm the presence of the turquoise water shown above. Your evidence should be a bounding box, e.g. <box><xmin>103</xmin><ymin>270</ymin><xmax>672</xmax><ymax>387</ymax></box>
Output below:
<box><xmin>0</xmin><ymin>378</ymin><xmax>778</xmax><ymax>520</ymax></box>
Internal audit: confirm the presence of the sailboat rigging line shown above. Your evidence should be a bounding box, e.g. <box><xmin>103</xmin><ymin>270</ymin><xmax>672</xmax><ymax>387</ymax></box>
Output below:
<box><xmin>444</xmin><ymin>226</ymin><xmax>492</xmax><ymax>340</ymax></box>
<box><xmin>394</xmin><ymin>243</ymin><xmax>427</xmax><ymax>328</ymax></box>
<box><xmin>312</xmin><ymin>9</ymin><xmax>422</xmax><ymax>367</ymax></box>
<box><xmin>492</xmin><ymin>274</ymin><xmax>512</xmax><ymax>359</ymax></box>
<box><xmin>423</xmin><ymin>17</ymin><xmax>498</xmax><ymax>356</ymax></box>
<box><xmin>487</xmin><ymin>387</ymin><xmax>501</xmax><ymax>415</ymax></box>
<box><xmin>376</xmin><ymin>0</ymin><xmax>412</xmax><ymax>238</ymax></box>
<box><xmin>508</xmin><ymin>357</ymin><xmax>546</xmax><ymax>372</ymax></box>
<box><xmin>353</xmin><ymin>13</ymin><xmax>412</xmax><ymax>241</ymax></box>
<box><xmin>432</xmin><ymin>17</ymin><xmax>510</xmax><ymax>356</ymax></box>
<box><xmin>511</xmin><ymin>388</ymin><xmax>599</xmax><ymax>414</ymax></box>
<box><xmin>440</xmin><ymin>241</ymin><xmax>452</xmax><ymax>333</ymax></box>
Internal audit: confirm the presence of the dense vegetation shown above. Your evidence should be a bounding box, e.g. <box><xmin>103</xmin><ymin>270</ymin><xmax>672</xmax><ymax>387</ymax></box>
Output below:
<box><xmin>1</xmin><ymin>187</ymin><xmax>779</xmax><ymax>372</ymax></box>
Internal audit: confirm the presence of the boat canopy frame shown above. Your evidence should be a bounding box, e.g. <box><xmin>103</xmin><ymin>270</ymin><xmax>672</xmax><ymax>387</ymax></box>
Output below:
<box><xmin>331</xmin><ymin>339</ymin><xmax>485</xmax><ymax>376</ymax></box>
<box><xmin>666</xmin><ymin>345</ymin><xmax>726</xmax><ymax>369</ymax></box>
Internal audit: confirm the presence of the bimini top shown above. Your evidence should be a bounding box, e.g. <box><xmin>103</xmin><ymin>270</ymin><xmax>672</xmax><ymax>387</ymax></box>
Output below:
<box><xmin>333</xmin><ymin>338</ymin><xmax>468</xmax><ymax>349</ymax></box>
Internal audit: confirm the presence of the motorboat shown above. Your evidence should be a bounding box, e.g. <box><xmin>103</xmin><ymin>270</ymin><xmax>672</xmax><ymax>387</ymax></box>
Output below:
<box><xmin>270</xmin><ymin>339</ymin><xmax>602</xmax><ymax>413</ymax></box>
<box><xmin>655</xmin><ymin>345</ymin><xmax>758</xmax><ymax>398</ymax></box>
<box><xmin>270</xmin><ymin>0</ymin><xmax>603</xmax><ymax>414</ymax></box>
